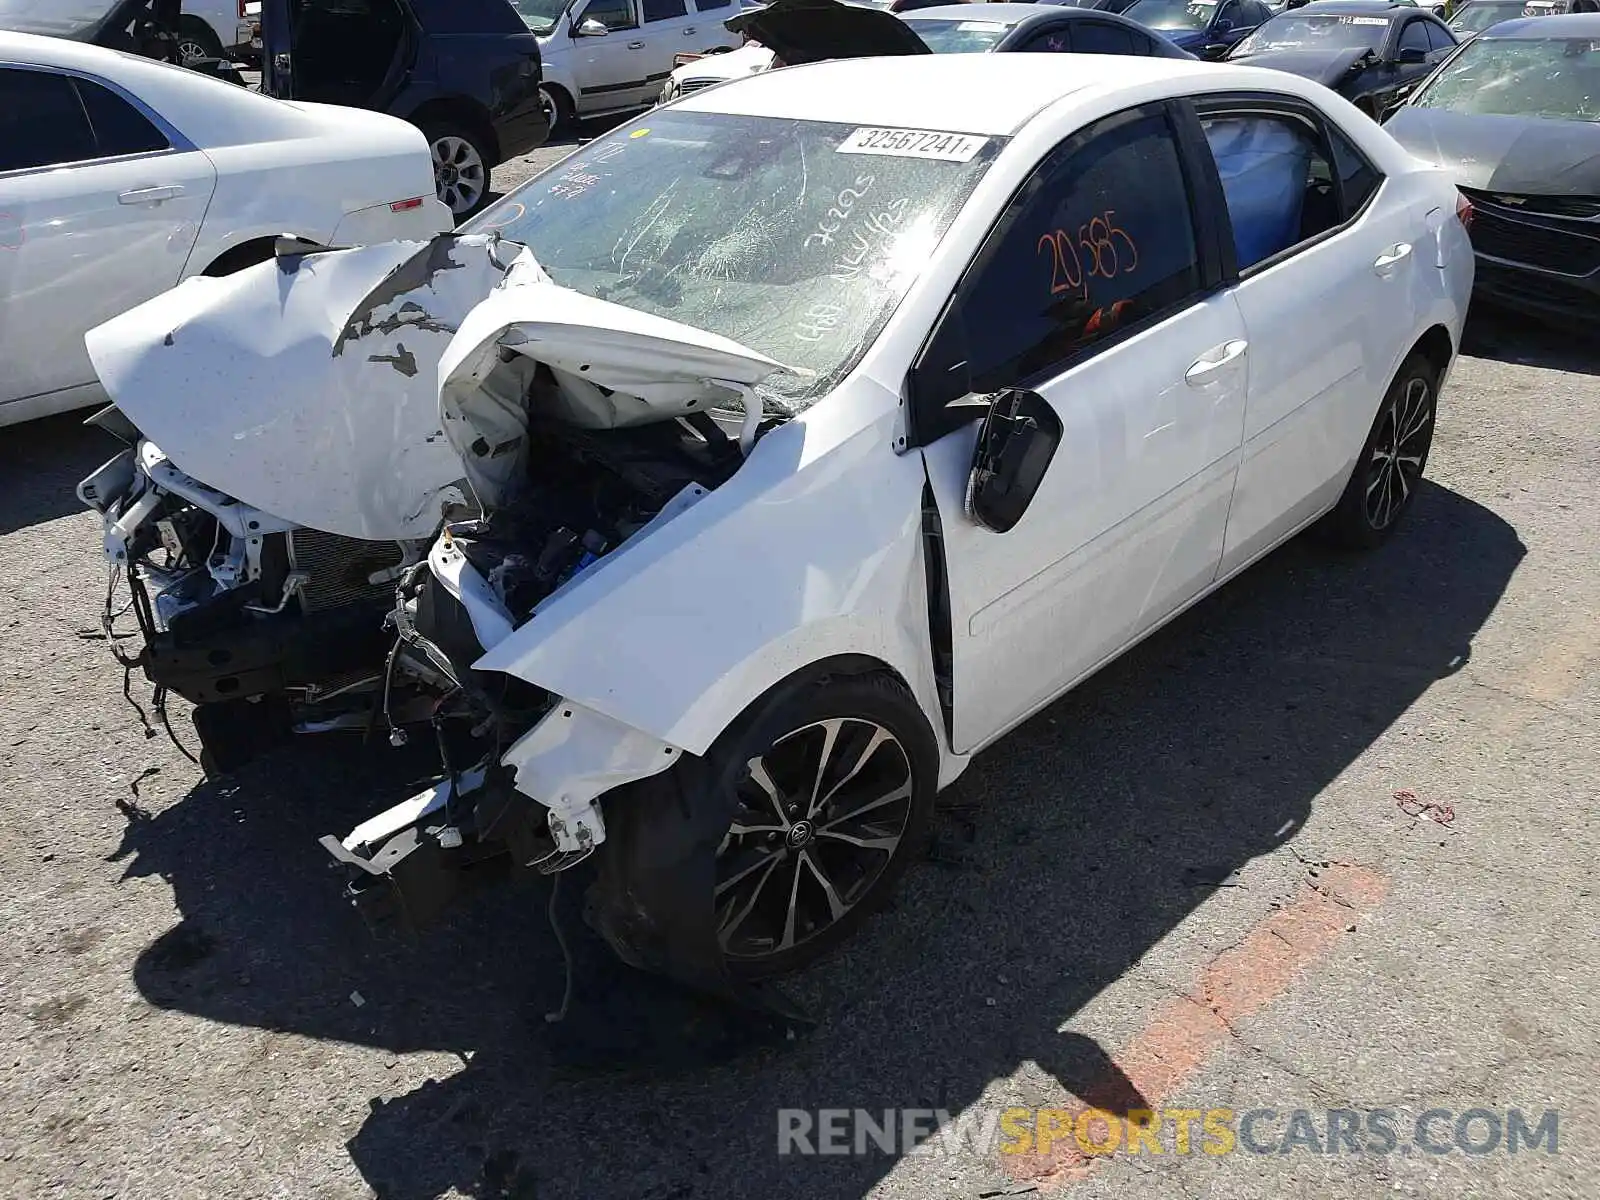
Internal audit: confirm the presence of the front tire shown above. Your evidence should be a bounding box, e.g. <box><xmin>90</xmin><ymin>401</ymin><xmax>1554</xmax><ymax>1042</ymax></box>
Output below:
<box><xmin>1320</xmin><ymin>352</ymin><xmax>1439</xmax><ymax>550</ymax></box>
<box><xmin>706</xmin><ymin>671</ymin><xmax>938</xmax><ymax>979</ymax></box>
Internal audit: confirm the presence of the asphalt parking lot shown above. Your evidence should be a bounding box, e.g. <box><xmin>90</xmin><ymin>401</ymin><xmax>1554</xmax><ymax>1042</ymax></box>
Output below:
<box><xmin>2</xmin><ymin>128</ymin><xmax>1598</xmax><ymax>1199</ymax></box>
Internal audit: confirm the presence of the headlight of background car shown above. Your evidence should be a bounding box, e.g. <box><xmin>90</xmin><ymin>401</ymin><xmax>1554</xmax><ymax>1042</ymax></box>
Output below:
<box><xmin>658</xmin><ymin>77</ymin><xmax>680</xmax><ymax>104</ymax></box>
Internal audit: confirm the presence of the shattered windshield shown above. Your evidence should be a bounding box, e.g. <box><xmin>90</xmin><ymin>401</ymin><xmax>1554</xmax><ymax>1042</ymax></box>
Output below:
<box><xmin>0</xmin><ymin>0</ymin><xmax>113</xmax><ymax>36</ymax></box>
<box><xmin>1233</xmin><ymin>11</ymin><xmax>1390</xmax><ymax>53</ymax></box>
<box><xmin>1410</xmin><ymin>34</ymin><xmax>1600</xmax><ymax>119</ymax></box>
<box><xmin>466</xmin><ymin>111</ymin><xmax>1001</xmax><ymax>413</ymax></box>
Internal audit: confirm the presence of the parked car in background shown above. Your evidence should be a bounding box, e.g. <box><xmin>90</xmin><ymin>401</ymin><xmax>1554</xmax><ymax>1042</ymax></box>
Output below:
<box><xmin>0</xmin><ymin>0</ymin><xmax>249</xmax><ymax>70</ymax></box>
<box><xmin>1122</xmin><ymin>0</ymin><xmax>1274</xmax><ymax>57</ymax></box>
<box><xmin>0</xmin><ymin>31</ymin><xmax>452</xmax><ymax>428</ymax></box>
<box><xmin>1227</xmin><ymin>2</ymin><xmax>1457</xmax><ymax>116</ymax></box>
<box><xmin>82</xmin><ymin>52</ymin><xmax>1471</xmax><ymax>997</ymax></box>
<box><xmin>899</xmin><ymin>3</ymin><xmax>1200</xmax><ymax>54</ymax></box>
<box><xmin>512</xmin><ymin>0</ymin><xmax>742</xmax><ymax>136</ymax></box>
<box><xmin>1447</xmin><ymin>0</ymin><xmax>1597</xmax><ymax>39</ymax></box>
<box><xmin>659</xmin><ymin>0</ymin><xmax>1192</xmax><ymax>97</ymax></box>
<box><xmin>1383</xmin><ymin>13</ymin><xmax>1600</xmax><ymax>323</ymax></box>
<box><xmin>1039</xmin><ymin>0</ymin><xmax>1143</xmax><ymax>14</ymax></box>
<box><xmin>259</xmin><ymin>0</ymin><xmax>549</xmax><ymax>217</ymax></box>
<box><xmin>657</xmin><ymin>38</ymin><xmax>771</xmax><ymax>99</ymax></box>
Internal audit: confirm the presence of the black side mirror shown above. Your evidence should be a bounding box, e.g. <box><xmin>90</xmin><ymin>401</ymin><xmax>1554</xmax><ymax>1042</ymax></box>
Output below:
<box><xmin>1395</xmin><ymin>45</ymin><xmax>1426</xmax><ymax>63</ymax></box>
<box><xmin>965</xmin><ymin>389</ymin><xmax>1063</xmax><ymax>534</ymax></box>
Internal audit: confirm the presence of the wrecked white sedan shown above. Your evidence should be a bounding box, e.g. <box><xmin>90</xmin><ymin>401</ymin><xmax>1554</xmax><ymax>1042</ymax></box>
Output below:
<box><xmin>82</xmin><ymin>53</ymin><xmax>1472</xmax><ymax>995</ymax></box>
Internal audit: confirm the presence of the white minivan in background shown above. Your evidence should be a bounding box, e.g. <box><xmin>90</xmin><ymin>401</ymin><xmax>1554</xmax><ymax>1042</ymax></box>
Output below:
<box><xmin>513</xmin><ymin>0</ymin><xmax>742</xmax><ymax>134</ymax></box>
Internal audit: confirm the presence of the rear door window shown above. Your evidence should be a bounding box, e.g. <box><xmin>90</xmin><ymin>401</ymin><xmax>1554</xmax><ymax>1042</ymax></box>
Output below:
<box><xmin>75</xmin><ymin>78</ymin><xmax>169</xmax><ymax>158</ymax></box>
<box><xmin>1019</xmin><ymin>25</ymin><xmax>1075</xmax><ymax>51</ymax></box>
<box><xmin>642</xmin><ymin>0</ymin><xmax>687</xmax><ymax>19</ymax></box>
<box><xmin>0</xmin><ymin>68</ymin><xmax>96</xmax><ymax>172</ymax></box>
<box><xmin>1073</xmin><ymin>21</ymin><xmax>1139</xmax><ymax>53</ymax></box>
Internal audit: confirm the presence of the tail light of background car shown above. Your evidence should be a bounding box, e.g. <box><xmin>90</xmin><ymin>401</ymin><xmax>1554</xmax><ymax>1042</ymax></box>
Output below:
<box><xmin>389</xmin><ymin>197</ymin><xmax>426</xmax><ymax>212</ymax></box>
<box><xmin>1456</xmin><ymin>191</ymin><xmax>1475</xmax><ymax>231</ymax></box>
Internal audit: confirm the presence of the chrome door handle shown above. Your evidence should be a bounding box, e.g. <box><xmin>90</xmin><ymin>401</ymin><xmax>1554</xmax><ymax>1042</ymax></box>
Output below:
<box><xmin>118</xmin><ymin>185</ymin><xmax>184</xmax><ymax>205</ymax></box>
<box><xmin>1373</xmin><ymin>243</ymin><xmax>1413</xmax><ymax>274</ymax></box>
<box><xmin>1185</xmin><ymin>339</ymin><xmax>1248</xmax><ymax>386</ymax></box>
<box><xmin>627</xmin><ymin>39</ymin><xmax>645</xmax><ymax>47</ymax></box>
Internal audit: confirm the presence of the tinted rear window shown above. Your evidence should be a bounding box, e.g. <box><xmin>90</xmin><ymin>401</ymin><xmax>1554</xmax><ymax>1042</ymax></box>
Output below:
<box><xmin>407</xmin><ymin>0</ymin><xmax>528</xmax><ymax>34</ymax></box>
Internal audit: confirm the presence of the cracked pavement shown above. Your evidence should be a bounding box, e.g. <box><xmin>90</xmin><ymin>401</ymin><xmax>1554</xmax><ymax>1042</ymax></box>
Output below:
<box><xmin>0</xmin><ymin>148</ymin><xmax>1597</xmax><ymax>1200</ymax></box>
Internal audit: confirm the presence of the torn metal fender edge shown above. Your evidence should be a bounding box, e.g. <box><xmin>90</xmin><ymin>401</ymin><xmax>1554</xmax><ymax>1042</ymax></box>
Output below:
<box><xmin>499</xmin><ymin>698</ymin><xmax>685</xmax><ymax>856</ymax></box>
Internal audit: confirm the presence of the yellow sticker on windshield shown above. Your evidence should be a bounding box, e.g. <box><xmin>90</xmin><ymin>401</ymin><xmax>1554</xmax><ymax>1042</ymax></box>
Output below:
<box><xmin>630</xmin><ymin>127</ymin><xmax>651</xmax><ymax>138</ymax></box>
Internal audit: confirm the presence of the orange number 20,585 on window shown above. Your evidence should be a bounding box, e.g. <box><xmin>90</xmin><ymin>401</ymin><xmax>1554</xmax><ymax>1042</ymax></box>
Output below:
<box><xmin>1037</xmin><ymin>211</ymin><xmax>1139</xmax><ymax>299</ymax></box>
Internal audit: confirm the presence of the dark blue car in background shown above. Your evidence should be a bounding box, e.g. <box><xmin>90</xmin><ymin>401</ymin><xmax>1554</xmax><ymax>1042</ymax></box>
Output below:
<box><xmin>1122</xmin><ymin>0</ymin><xmax>1273</xmax><ymax>56</ymax></box>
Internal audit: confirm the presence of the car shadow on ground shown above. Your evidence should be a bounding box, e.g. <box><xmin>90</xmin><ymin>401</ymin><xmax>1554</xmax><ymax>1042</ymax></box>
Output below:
<box><xmin>1462</xmin><ymin>307</ymin><xmax>1600</xmax><ymax>377</ymax></box>
<box><xmin>0</xmin><ymin>409</ymin><xmax>119</xmax><ymax>537</ymax></box>
<box><xmin>109</xmin><ymin>476</ymin><xmax>1523</xmax><ymax>1199</ymax></box>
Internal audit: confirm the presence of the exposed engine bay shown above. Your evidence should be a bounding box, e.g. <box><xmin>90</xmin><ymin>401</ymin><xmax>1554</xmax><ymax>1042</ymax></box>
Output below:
<box><xmin>83</xmin><ymin>230</ymin><xmax>811</xmax><ymax>1021</ymax></box>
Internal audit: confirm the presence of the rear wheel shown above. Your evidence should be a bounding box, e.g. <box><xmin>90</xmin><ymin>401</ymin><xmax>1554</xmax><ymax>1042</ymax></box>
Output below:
<box><xmin>539</xmin><ymin>84</ymin><xmax>575</xmax><ymax>139</ymax></box>
<box><xmin>176</xmin><ymin>17</ymin><xmax>224</xmax><ymax>66</ymax></box>
<box><xmin>1320</xmin><ymin>352</ymin><xmax>1439</xmax><ymax>550</ymax></box>
<box><xmin>420</xmin><ymin>121</ymin><xmax>493</xmax><ymax>220</ymax></box>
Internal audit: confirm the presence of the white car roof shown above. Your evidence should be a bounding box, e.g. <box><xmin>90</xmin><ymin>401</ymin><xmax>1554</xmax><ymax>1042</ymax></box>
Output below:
<box><xmin>675</xmin><ymin>53</ymin><xmax>1259</xmax><ymax>136</ymax></box>
<box><xmin>0</xmin><ymin>31</ymin><xmax>316</xmax><ymax>146</ymax></box>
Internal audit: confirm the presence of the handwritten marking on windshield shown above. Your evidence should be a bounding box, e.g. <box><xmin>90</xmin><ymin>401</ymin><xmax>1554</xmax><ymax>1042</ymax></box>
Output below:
<box><xmin>549</xmin><ymin>141</ymin><xmax>629</xmax><ymax>200</ymax></box>
<box><xmin>804</xmin><ymin>175</ymin><xmax>875</xmax><ymax>250</ymax></box>
<box><xmin>794</xmin><ymin>302</ymin><xmax>846</xmax><ymax>343</ymax></box>
<box><xmin>829</xmin><ymin>198</ymin><xmax>911</xmax><ymax>283</ymax></box>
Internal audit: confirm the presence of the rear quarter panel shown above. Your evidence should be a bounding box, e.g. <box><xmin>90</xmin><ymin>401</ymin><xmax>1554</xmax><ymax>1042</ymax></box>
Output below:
<box><xmin>183</xmin><ymin>128</ymin><xmax>438</xmax><ymax>276</ymax></box>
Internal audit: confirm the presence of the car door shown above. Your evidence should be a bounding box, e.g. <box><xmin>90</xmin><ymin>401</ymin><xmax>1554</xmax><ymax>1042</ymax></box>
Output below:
<box><xmin>1184</xmin><ymin>94</ymin><xmax>1413</xmax><ymax>575</ymax></box>
<box><xmin>567</xmin><ymin>0</ymin><xmax>652</xmax><ymax>112</ymax></box>
<box><xmin>688</xmin><ymin>0</ymin><xmax>743</xmax><ymax>50</ymax></box>
<box><xmin>631</xmin><ymin>0</ymin><xmax>706</xmax><ymax>91</ymax></box>
<box><xmin>0</xmin><ymin>65</ymin><xmax>214</xmax><ymax>413</ymax></box>
<box><xmin>912</xmin><ymin>103</ymin><xmax>1249</xmax><ymax>753</ymax></box>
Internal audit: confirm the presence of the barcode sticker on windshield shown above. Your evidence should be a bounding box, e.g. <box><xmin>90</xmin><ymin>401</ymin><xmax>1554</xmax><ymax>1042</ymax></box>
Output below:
<box><xmin>1339</xmin><ymin>15</ymin><xmax>1389</xmax><ymax>23</ymax></box>
<box><xmin>837</xmin><ymin>127</ymin><xmax>988</xmax><ymax>162</ymax></box>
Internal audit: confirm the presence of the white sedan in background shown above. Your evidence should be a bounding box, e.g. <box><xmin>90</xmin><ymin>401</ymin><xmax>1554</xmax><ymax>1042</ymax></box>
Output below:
<box><xmin>86</xmin><ymin>54</ymin><xmax>1470</xmax><ymax>999</ymax></box>
<box><xmin>0</xmin><ymin>32</ymin><xmax>452</xmax><ymax>427</ymax></box>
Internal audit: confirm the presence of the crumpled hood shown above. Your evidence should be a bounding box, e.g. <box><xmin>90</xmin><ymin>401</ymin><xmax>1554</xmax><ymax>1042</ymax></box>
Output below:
<box><xmin>86</xmin><ymin>234</ymin><xmax>789</xmax><ymax>541</ymax></box>
<box><xmin>724</xmin><ymin>0</ymin><xmax>931</xmax><ymax>64</ymax></box>
<box><xmin>1383</xmin><ymin>106</ymin><xmax>1600</xmax><ymax>194</ymax></box>
<box><xmin>86</xmin><ymin>236</ymin><xmax>510</xmax><ymax>542</ymax></box>
<box><xmin>1229</xmin><ymin>45</ymin><xmax>1372</xmax><ymax>84</ymax></box>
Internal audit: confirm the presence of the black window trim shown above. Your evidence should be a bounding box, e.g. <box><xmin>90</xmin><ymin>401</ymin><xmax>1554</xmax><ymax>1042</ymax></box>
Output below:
<box><xmin>0</xmin><ymin>61</ymin><xmax>189</xmax><ymax>179</ymax></box>
<box><xmin>904</xmin><ymin>100</ymin><xmax>1230</xmax><ymax>449</ymax></box>
<box><xmin>1180</xmin><ymin>90</ymin><xmax>1385</xmax><ymax>284</ymax></box>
